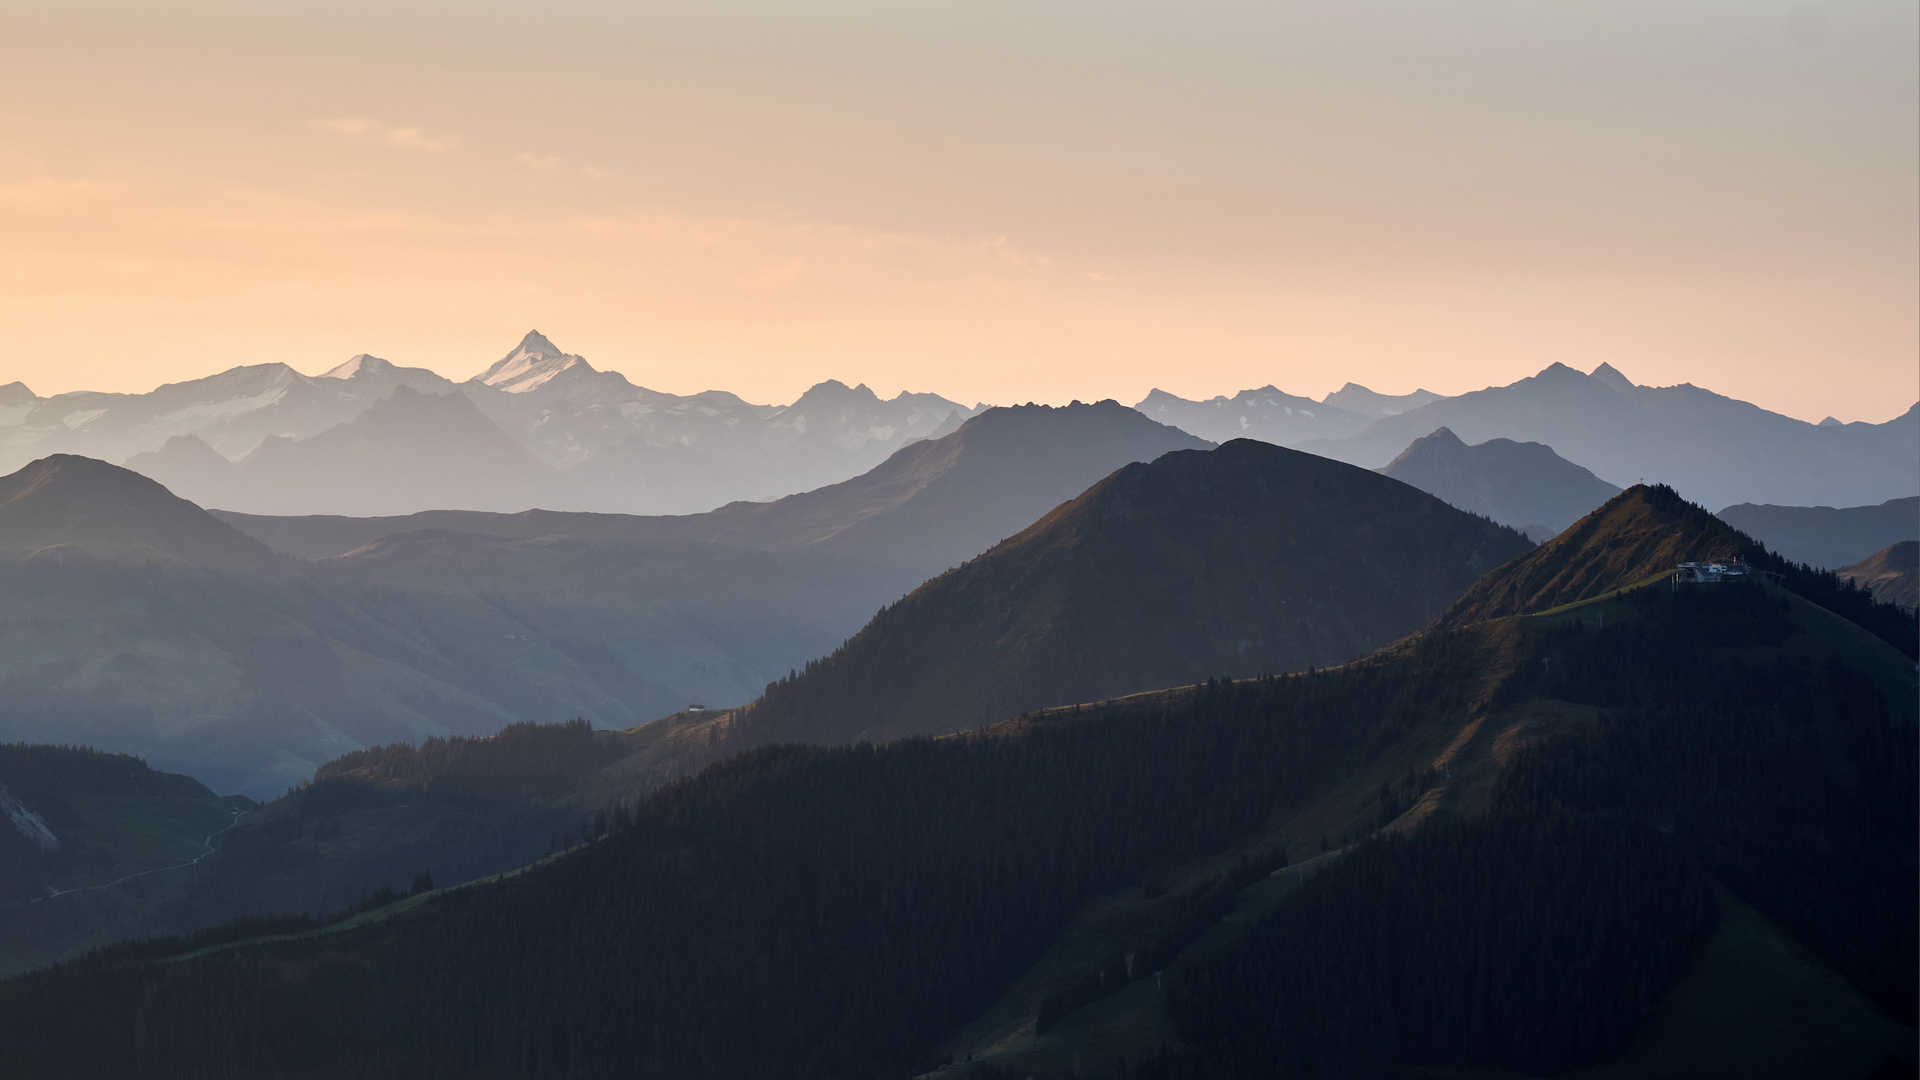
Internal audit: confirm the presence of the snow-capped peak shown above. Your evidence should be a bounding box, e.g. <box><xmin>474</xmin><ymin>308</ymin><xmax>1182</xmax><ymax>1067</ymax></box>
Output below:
<box><xmin>322</xmin><ymin>354</ymin><xmax>396</xmax><ymax>380</ymax></box>
<box><xmin>474</xmin><ymin>330</ymin><xmax>594</xmax><ymax>394</ymax></box>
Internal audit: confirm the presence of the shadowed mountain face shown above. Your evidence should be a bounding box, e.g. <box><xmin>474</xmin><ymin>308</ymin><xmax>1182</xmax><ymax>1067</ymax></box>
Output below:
<box><xmin>1294</xmin><ymin>363</ymin><xmax>1918</xmax><ymax>511</ymax></box>
<box><xmin>0</xmin><ymin>405</ymin><xmax>1208</xmax><ymax>797</ymax></box>
<box><xmin>1716</xmin><ymin>496</ymin><xmax>1919</xmax><ymax>569</ymax></box>
<box><xmin>723</xmin><ymin>439</ymin><xmax>1532</xmax><ymax>748</ymax></box>
<box><xmin>1377</xmin><ymin>427</ymin><xmax>1622</xmax><ymax>539</ymax></box>
<box><xmin>0</xmin><ymin>455</ymin><xmax>281</xmax><ymax>573</ymax></box>
<box><xmin>1838</xmin><ymin>541</ymin><xmax>1918</xmax><ymax>610</ymax></box>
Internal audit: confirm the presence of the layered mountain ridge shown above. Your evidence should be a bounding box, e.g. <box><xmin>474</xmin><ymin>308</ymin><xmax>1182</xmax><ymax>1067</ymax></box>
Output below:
<box><xmin>0</xmin><ymin>402</ymin><xmax>1206</xmax><ymax>796</ymax></box>
<box><xmin>1376</xmin><ymin>426</ymin><xmax>1622</xmax><ymax>539</ymax></box>
<box><xmin>3</xmin><ymin>461</ymin><xmax>1910</xmax><ymax>1080</ymax></box>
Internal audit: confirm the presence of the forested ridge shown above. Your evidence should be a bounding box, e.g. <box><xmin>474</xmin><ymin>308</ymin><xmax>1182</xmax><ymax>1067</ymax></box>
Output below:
<box><xmin>0</xmin><ymin>490</ymin><xmax>1912</xmax><ymax>1079</ymax></box>
<box><xmin>0</xmin><ymin>628</ymin><xmax>1498</xmax><ymax>1079</ymax></box>
<box><xmin>1158</xmin><ymin>581</ymin><xmax>1915</xmax><ymax>1076</ymax></box>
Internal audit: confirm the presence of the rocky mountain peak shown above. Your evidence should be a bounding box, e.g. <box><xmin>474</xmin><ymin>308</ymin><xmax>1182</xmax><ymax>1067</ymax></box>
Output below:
<box><xmin>1589</xmin><ymin>362</ymin><xmax>1636</xmax><ymax>394</ymax></box>
<box><xmin>474</xmin><ymin>331</ymin><xmax>592</xmax><ymax>394</ymax></box>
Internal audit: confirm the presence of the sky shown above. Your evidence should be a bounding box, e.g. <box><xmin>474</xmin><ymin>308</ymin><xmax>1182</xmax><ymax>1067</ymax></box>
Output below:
<box><xmin>1</xmin><ymin>0</ymin><xmax>1914</xmax><ymax>422</ymax></box>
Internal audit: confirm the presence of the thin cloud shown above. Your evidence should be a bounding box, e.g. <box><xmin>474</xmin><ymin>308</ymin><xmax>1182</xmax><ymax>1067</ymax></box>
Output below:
<box><xmin>311</xmin><ymin>117</ymin><xmax>458</xmax><ymax>153</ymax></box>
<box><xmin>517</xmin><ymin>154</ymin><xmax>561</xmax><ymax>171</ymax></box>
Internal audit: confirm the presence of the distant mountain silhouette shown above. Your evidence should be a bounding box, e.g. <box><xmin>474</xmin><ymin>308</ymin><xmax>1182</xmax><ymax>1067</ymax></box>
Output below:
<box><xmin>132</xmin><ymin>386</ymin><xmax>566</xmax><ymax>516</ymax></box>
<box><xmin>0</xmin><ymin>358</ymin><xmax>456</xmax><ymax>474</ymax></box>
<box><xmin>0</xmin><ymin>455</ymin><xmax>279</xmax><ymax>572</ymax></box>
<box><xmin>1716</xmin><ymin>496</ymin><xmax>1919</xmax><ymax>569</ymax></box>
<box><xmin>12</xmin><ymin>331</ymin><xmax>982</xmax><ymax>518</ymax></box>
<box><xmin>461</xmin><ymin>331</ymin><xmax>981</xmax><ymax>512</ymax></box>
<box><xmin>237</xmin><ymin>387</ymin><xmax>564</xmax><ymax>516</ymax></box>
<box><xmin>1837</xmin><ymin>541</ymin><xmax>1917</xmax><ymax>611</ymax></box>
<box><xmin>722</xmin><ymin>439</ymin><xmax>1531</xmax><ymax>748</ymax></box>
<box><xmin>1134</xmin><ymin>386</ymin><xmax>1373</xmax><ymax>445</ymax></box>
<box><xmin>1378</xmin><ymin>427</ymin><xmax>1622</xmax><ymax>539</ymax></box>
<box><xmin>1322</xmin><ymin>382</ymin><xmax>1446</xmax><ymax>418</ymax></box>
<box><xmin>1295</xmin><ymin>363</ymin><xmax>1918</xmax><ymax>511</ymax></box>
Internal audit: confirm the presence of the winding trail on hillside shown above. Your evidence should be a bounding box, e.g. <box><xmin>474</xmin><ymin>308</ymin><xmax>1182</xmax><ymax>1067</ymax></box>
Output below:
<box><xmin>30</xmin><ymin>808</ymin><xmax>248</xmax><ymax>906</ymax></box>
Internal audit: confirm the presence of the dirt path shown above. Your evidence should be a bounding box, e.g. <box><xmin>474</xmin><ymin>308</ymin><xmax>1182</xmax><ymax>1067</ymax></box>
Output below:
<box><xmin>32</xmin><ymin>808</ymin><xmax>248</xmax><ymax>905</ymax></box>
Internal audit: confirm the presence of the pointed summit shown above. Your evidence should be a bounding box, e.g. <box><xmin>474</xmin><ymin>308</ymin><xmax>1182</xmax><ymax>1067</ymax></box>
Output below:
<box><xmin>1589</xmin><ymin>362</ymin><xmax>1636</xmax><ymax>394</ymax></box>
<box><xmin>473</xmin><ymin>330</ymin><xmax>593</xmax><ymax>394</ymax></box>
<box><xmin>511</xmin><ymin>329</ymin><xmax>563</xmax><ymax>359</ymax></box>
<box><xmin>321</xmin><ymin>354</ymin><xmax>397</xmax><ymax>380</ymax></box>
<box><xmin>1439</xmin><ymin>484</ymin><xmax>1754</xmax><ymax>626</ymax></box>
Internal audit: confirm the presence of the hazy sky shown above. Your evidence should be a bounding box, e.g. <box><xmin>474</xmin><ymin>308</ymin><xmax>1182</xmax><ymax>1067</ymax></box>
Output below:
<box><xmin>2</xmin><ymin>0</ymin><xmax>1914</xmax><ymax>421</ymax></box>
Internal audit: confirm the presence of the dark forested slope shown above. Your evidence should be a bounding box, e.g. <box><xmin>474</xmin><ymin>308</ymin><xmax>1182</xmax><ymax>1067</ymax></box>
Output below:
<box><xmin>727</xmin><ymin>438</ymin><xmax>1531</xmax><ymax>747</ymax></box>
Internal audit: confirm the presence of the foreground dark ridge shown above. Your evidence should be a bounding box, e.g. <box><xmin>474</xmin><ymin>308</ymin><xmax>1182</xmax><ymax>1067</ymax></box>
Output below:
<box><xmin>0</xmin><ymin>486</ymin><xmax>1912</xmax><ymax>1079</ymax></box>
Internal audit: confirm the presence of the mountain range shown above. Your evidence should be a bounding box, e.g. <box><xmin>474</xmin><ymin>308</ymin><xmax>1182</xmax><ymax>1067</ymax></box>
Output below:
<box><xmin>9</xmin><ymin>332</ymin><xmax>982</xmax><ymax>517</ymax></box>
<box><xmin>1132</xmin><ymin>383</ymin><xmax>1440</xmax><ymax>446</ymax></box>
<box><xmin>2</xmin><ymin>483</ymin><xmax>1910</xmax><ymax>1079</ymax></box>
<box><xmin>10</xmin><ymin>338</ymin><xmax>1914</xmax><ymax>523</ymax></box>
<box><xmin>0</xmin><ymin>403</ymin><xmax>1205</xmax><ymax>796</ymax></box>
<box><xmin>1282</xmin><ymin>362</ymin><xmax>1916</xmax><ymax>512</ymax></box>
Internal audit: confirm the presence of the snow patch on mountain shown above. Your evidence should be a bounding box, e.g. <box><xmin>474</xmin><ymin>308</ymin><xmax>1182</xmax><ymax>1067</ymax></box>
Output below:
<box><xmin>143</xmin><ymin>385</ymin><xmax>292</xmax><ymax>434</ymax></box>
<box><xmin>0</xmin><ymin>782</ymin><xmax>59</xmax><ymax>852</ymax></box>
<box><xmin>322</xmin><ymin>354</ymin><xmax>395</xmax><ymax>380</ymax></box>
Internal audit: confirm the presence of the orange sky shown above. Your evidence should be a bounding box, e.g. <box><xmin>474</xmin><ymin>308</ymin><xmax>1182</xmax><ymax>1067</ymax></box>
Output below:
<box><xmin>2</xmin><ymin>1</ymin><xmax>1914</xmax><ymax>422</ymax></box>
